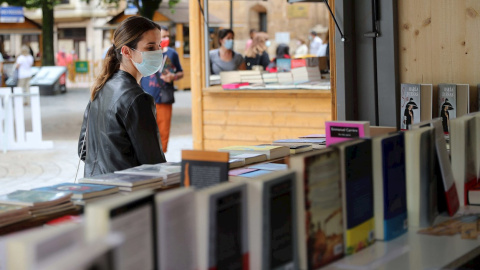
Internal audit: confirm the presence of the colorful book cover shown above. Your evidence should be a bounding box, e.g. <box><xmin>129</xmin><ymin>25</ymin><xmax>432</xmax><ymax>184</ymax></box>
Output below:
<box><xmin>400</xmin><ymin>84</ymin><xmax>421</xmax><ymax>130</ymax></box>
<box><xmin>80</xmin><ymin>173</ymin><xmax>162</xmax><ymax>187</ymax></box>
<box><xmin>276</xmin><ymin>58</ymin><xmax>292</xmax><ymax>72</ymax></box>
<box><xmin>0</xmin><ymin>190</ymin><xmax>72</xmax><ymax>206</ymax></box>
<box><xmin>325</xmin><ymin>121</ymin><xmax>370</xmax><ymax>146</ymax></box>
<box><xmin>377</xmin><ymin>133</ymin><xmax>408</xmax><ymax>240</ymax></box>
<box><xmin>34</xmin><ymin>183</ymin><xmax>118</xmax><ymax>199</ymax></box>
<box><xmin>438</xmin><ymin>84</ymin><xmax>457</xmax><ymax>133</ymax></box>
<box><xmin>181</xmin><ymin>150</ymin><xmax>229</xmax><ymax>189</ymax></box>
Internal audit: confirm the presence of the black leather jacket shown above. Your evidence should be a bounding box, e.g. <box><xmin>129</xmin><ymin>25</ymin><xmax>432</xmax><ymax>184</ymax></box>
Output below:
<box><xmin>78</xmin><ymin>70</ymin><xmax>166</xmax><ymax>177</ymax></box>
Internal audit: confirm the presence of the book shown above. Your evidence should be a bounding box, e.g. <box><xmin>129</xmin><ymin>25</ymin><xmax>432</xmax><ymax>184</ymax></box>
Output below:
<box><xmin>273</xmin><ymin>143</ymin><xmax>313</xmax><ymax>154</ymax></box>
<box><xmin>0</xmin><ymin>190</ymin><xmax>72</xmax><ymax>209</ymax></box>
<box><xmin>247</xmin><ymin>162</ymin><xmax>288</xmax><ymax>171</ymax></box>
<box><xmin>219</xmin><ymin>145</ymin><xmax>290</xmax><ymax>160</ymax></box>
<box><xmin>115</xmin><ymin>163</ymin><xmax>181</xmax><ymax>186</ymax></box>
<box><xmin>155</xmin><ymin>188</ymin><xmax>197</xmax><ymax>270</ymax></box>
<box><xmin>404</xmin><ymin>126</ymin><xmax>438</xmax><ymax>227</ymax></box>
<box><xmin>438</xmin><ymin>83</ymin><xmax>457</xmax><ymax>133</ymax></box>
<box><xmin>85</xmin><ymin>190</ymin><xmax>157</xmax><ymax>269</ymax></box>
<box><xmin>230</xmin><ymin>169</ymin><xmax>273</xmax><ymax>179</ymax></box>
<box><xmin>219</xmin><ymin>71</ymin><xmax>241</xmax><ymax>85</ymax></box>
<box><xmin>230</xmin><ymin>153</ymin><xmax>268</xmax><ymax>165</ymax></box>
<box><xmin>118</xmin><ymin>181</ymin><xmax>165</xmax><ymax>192</ymax></box>
<box><xmin>450</xmin><ymin>114</ymin><xmax>477</xmax><ymax>205</ymax></box>
<box><xmin>468</xmin><ymin>183</ymin><xmax>480</xmax><ymax>205</ymax></box>
<box><xmin>4</xmin><ymin>223</ymin><xmax>84</xmax><ymax>270</ymax></box>
<box><xmin>243</xmin><ymin>170</ymin><xmax>298</xmax><ymax>270</ymax></box>
<box><xmin>181</xmin><ymin>149</ymin><xmax>229</xmax><ymax>189</ymax></box>
<box><xmin>79</xmin><ymin>172</ymin><xmax>163</xmax><ymax>187</ymax></box>
<box><xmin>289</xmin><ymin>148</ymin><xmax>344</xmax><ymax>269</ymax></box>
<box><xmin>371</xmin><ymin>132</ymin><xmax>408</xmax><ymax>241</ymax></box>
<box><xmin>400</xmin><ymin>83</ymin><xmax>433</xmax><ymax>130</ymax></box>
<box><xmin>469</xmin><ymin>112</ymin><xmax>480</xmax><ymax>182</ymax></box>
<box><xmin>196</xmin><ymin>182</ymin><xmax>249</xmax><ymax>270</ymax></box>
<box><xmin>334</xmin><ymin>139</ymin><xmax>375</xmax><ymax>255</ymax></box>
<box><xmin>229</xmin><ymin>158</ymin><xmax>245</xmax><ymax>169</ymax></box>
<box><xmin>411</xmin><ymin>118</ymin><xmax>460</xmax><ymax>216</ymax></box>
<box><xmin>229</xmin><ymin>168</ymin><xmax>258</xmax><ymax>176</ymax></box>
<box><xmin>276</xmin><ymin>58</ymin><xmax>292</xmax><ymax>72</ymax></box>
<box><xmin>33</xmin><ymin>183</ymin><xmax>119</xmax><ymax>200</ymax></box>
<box><xmin>0</xmin><ymin>204</ymin><xmax>29</xmax><ymax>220</ymax></box>
<box><xmin>325</xmin><ymin>120</ymin><xmax>370</xmax><ymax>146</ymax></box>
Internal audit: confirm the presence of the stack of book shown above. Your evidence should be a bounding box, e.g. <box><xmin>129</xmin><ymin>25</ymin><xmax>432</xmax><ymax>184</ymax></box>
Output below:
<box><xmin>33</xmin><ymin>183</ymin><xmax>120</xmax><ymax>206</ymax></box>
<box><xmin>115</xmin><ymin>163</ymin><xmax>181</xmax><ymax>186</ymax></box>
<box><xmin>79</xmin><ymin>173</ymin><xmax>165</xmax><ymax>193</ymax></box>
<box><xmin>230</xmin><ymin>153</ymin><xmax>267</xmax><ymax>166</ymax></box>
<box><xmin>218</xmin><ymin>145</ymin><xmax>290</xmax><ymax>160</ymax></box>
<box><xmin>219</xmin><ymin>71</ymin><xmax>241</xmax><ymax>85</ymax></box>
<box><xmin>209</xmin><ymin>74</ymin><xmax>221</xmax><ymax>85</ymax></box>
<box><xmin>262</xmin><ymin>73</ymin><xmax>278</xmax><ymax>84</ymax></box>
<box><xmin>0</xmin><ymin>204</ymin><xmax>31</xmax><ymax>227</ymax></box>
<box><xmin>239</xmin><ymin>70</ymin><xmax>263</xmax><ymax>84</ymax></box>
<box><xmin>0</xmin><ymin>190</ymin><xmax>75</xmax><ymax>219</ymax></box>
<box><xmin>291</xmin><ymin>66</ymin><xmax>322</xmax><ymax>83</ymax></box>
<box><xmin>277</xmin><ymin>72</ymin><xmax>294</xmax><ymax>84</ymax></box>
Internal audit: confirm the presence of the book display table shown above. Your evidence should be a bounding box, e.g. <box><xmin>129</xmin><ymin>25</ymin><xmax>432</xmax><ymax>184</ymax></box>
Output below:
<box><xmin>321</xmin><ymin>230</ymin><xmax>480</xmax><ymax>270</ymax></box>
<box><xmin>199</xmin><ymin>86</ymin><xmax>332</xmax><ymax>150</ymax></box>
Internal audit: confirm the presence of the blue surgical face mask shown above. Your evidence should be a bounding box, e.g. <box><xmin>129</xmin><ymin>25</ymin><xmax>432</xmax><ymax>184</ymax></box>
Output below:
<box><xmin>224</xmin><ymin>39</ymin><xmax>233</xmax><ymax>50</ymax></box>
<box><xmin>265</xmin><ymin>40</ymin><xmax>271</xmax><ymax>47</ymax></box>
<box><xmin>131</xmin><ymin>48</ymin><xmax>164</xmax><ymax>77</ymax></box>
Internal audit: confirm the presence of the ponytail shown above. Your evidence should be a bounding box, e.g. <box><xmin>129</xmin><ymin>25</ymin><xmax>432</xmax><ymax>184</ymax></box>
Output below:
<box><xmin>90</xmin><ymin>45</ymin><xmax>121</xmax><ymax>100</ymax></box>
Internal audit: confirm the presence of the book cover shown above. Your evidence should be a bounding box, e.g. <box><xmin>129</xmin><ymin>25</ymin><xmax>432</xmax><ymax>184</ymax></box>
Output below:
<box><xmin>438</xmin><ymin>83</ymin><xmax>457</xmax><ymax>133</ymax></box>
<box><xmin>335</xmin><ymin>139</ymin><xmax>374</xmax><ymax>255</ymax></box>
<box><xmin>289</xmin><ymin>148</ymin><xmax>344</xmax><ymax>269</ymax></box>
<box><xmin>33</xmin><ymin>183</ymin><xmax>119</xmax><ymax>200</ymax></box>
<box><xmin>325</xmin><ymin>121</ymin><xmax>370</xmax><ymax>146</ymax></box>
<box><xmin>115</xmin><ymin>163</ymin><xmax>181</xmax><ymax>177</ymax></box>
<box><xmin>230</xmin><ymin>153</ymin><xmax>268</xmax><ymax>165</ymax></box>
<box><xmin>196</xmin><ymin>182</ymin><xmax>249</xmax><ymax>270</ymax></box>
<box><xmin>276</xmin><ymin>58</ymin><xmax>292</xmax><ymax>72</ymax></box>
<box><xmin>80</xmin><ymin>173</ymin><xmax>163</xmax><ymax>187</ymax></box>
<box><xmin>372</xmin><ymin>133</ymin><xmax>408</xmax><ymax>241</ymax></box>
<box><xmin>245</xmin><ymin>170</ymin><xmax>298</xmax><ymax>270</ymax></box>
<box><xmin>273</xmin><ymin>138</ymin><xmax>326</xmax><ymax>144</ymax></box>
<box><xmin>412</xmin><ymin>119</ymin><xmax>459</xmax><ymax>216</ymax></box>
<box><xmin>181</xmin><ymin>150</ymin><xmax>229</xmax><ymax>189</ymax></box>
<box><xmin>0</xmin><ymin>190</ymin><xmax>72</xmax><ymax>207</ymax></box>
<box><xmin>247</xmin><ymin>163</ymin><xmax>288</xmax><ymax>171</ymax></box>
<box><xmin>219</xmin><ymin>145</ymin><xmax>290</xmax><ymax>160</ymax></box>
<box><xmin>400</xmin><ymin>84</ymin><xmax>421</xmax><ymax>130</ymax></box>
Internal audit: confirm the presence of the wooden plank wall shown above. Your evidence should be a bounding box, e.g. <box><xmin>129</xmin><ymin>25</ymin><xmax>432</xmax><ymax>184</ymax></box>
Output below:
<box><xmin>202</xmin><ymin>91</ymin><xmax>332</xmax><ymax>150</ymax></box>
<box><xmin>398</xmin><ymin>0</ymin><xmax>480</xmax><ymax>114</ymax></box>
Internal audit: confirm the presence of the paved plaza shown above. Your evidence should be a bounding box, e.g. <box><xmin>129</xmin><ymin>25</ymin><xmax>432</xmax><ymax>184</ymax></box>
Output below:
<box><xmin>0</xmin><ymin>87</ymin><xmax>193</xmax><ymax>195</ymax></box>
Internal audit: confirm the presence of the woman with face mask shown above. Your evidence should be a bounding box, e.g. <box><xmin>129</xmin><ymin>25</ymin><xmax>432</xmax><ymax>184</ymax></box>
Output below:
<box><xmin>209</xmin><ymin>28</ymin><xmax>246</xmax><ymax>75</ymax></box>
<box><xmin>244</xmin><ymin>32</ymin><xmax>270</xmax><ymax>71</ymax></box>
<box><xmin>78</xmin><ymin>16</ymin><xmax>166</xmax><ymax>177</ymax></box>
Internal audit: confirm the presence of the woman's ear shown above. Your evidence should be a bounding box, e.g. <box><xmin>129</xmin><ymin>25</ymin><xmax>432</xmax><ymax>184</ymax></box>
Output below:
<box><xmin>120</xmin><ymin>46</ymin><xmax>132</xmax><ymax>59</ymax></box>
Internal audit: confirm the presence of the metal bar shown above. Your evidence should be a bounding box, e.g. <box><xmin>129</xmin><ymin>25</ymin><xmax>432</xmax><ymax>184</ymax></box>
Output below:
<box><xmin>323</xmin><ymin>0</ymin><xmax>345</xmax><ymax>41</ymax></box>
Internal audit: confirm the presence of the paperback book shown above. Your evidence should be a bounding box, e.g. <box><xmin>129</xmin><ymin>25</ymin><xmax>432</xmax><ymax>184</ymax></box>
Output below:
<box><xmin>181</xmin><ymin>149</ymin><xmax>229</xmax><ymax>189</ymax></box>
<box><xmin>400</xmin><ymin>84</ymin><xmax>421</xmax><ymax>130</ymax></box>
<box><xmin>33</xmin><ymin>183</ymin><xmax>119</xmax><ymax>200</ymax></box>
<box><xmin>438</xmin><ymin>83</ymin><xmax>457</xmax><ymax>133</ymax></box>
<box><xmin>325</xmin><ymin>121</ymin><xmax>370</xmax><ymax>146</ymax></box>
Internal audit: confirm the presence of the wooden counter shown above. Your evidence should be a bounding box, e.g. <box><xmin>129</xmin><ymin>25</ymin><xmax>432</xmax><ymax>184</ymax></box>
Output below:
<box><xmin>198</xmin><ymin>86</ymin><xmax>332</xmax><ymax>150</ymax></box>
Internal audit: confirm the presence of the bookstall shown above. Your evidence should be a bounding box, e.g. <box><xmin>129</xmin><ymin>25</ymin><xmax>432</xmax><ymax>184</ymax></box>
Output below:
<box><xmin>189</xmin><ymin>0</ymin><xmax>337</xmax><ymax>150</ymax></box>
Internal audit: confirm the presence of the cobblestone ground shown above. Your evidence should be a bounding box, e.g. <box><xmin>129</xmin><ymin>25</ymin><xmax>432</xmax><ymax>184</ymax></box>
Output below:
<box><xmin>0</xmin><ymin>88</ymin><xmax>193</xmax><ymax>195</ymax></box>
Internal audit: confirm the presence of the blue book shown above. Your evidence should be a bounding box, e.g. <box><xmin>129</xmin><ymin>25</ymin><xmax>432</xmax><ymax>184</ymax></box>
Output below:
<box><xmin>372</xmin><ymin>133</ymin><xmax>408</xmax><ymax>241</ymax></box>
<box><xmin>34</xmin><ymin>183</ymin><xmax>119</xmax><ymax>200</ymax></box>
<box><xmin>276</xmin><ymin>59</ymin><xmax>291</xmax><ymax>72</ymax></box>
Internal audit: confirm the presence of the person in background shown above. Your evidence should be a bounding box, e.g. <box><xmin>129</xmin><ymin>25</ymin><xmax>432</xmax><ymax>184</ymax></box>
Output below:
<box><xmin>16</xmin><ymin>45</ymin><xmax>34</xmax><ymax>106</ymax></box>
<box><xmin>244</xmin><ymin>31</ymin><xmax>270</xmax><ymax>71</ymax></box>
<box><xmin>294</xmin><ymin>37</ymin><xmax>308</xmax><ymax>57</ymax></box>
<box><xmin>209</xmin><ymin>28</ymin><xmax>246</xmax><ymax>74</ymax></box>
<box><xmin>266</xmin><ymin>43</ymin><xmax>290</xmax><ymax>73</ymax></box>
<box><xmin>78</xmin><ymin>16</ymin><xmax>166</xmax><ymax>177</ymax></box>
<box><xmin>0</xmin><ymin>50</ymin><xmax>4</xmax><ymax>86</ymax></box>
<box><xmin>309</xmin><ymin>31</ymin><xmax>323</xmax><ymax>55</ymax></box>
<box><xmin>245</xmin><ymin>29</ymin><xmax>257</xmax><ymax>51</ymax></box>
<box><xmin>141</xmin><ymin>25</ymin><xmax>184</xmax><ymax>153</ymax></box>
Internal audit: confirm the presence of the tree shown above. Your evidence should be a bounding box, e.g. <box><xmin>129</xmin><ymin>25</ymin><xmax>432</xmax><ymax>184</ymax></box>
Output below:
<box><xmin>96</xmin><ymin>0</ymin><xmax>179</xmax><ymax>20</ymax></box>
<box><xmin>2</xmin><ymin>0</ymin><xmax>56</xmax><ymax>66</ymax></box>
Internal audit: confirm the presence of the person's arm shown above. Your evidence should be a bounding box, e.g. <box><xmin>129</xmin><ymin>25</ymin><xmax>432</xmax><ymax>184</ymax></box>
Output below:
<box><xmin>78</xmin><ymin>102</ymin><xmax>91</xmax><ymax>161</ymax></box>
<box><xmin>237</xmin><ymin>54</ymin><xmax>246</xmax><ymax>70</ymax></box>
<box><xmin>260</xmin><ymin>52</ymin><xmax>270</xmax><ymax>70</ymax></box>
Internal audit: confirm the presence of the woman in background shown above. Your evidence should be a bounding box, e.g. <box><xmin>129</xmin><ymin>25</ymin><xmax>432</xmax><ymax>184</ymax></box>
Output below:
<box><xmin>16</xmin><ymin>45</ymin><xmax>34</xmax><ymax>106</ymax></box>
<box><xmin>78</xmin><ymin>16</ymin><xmax>166</xmax><ymax>177</ymax></box>
<box><xmin>209</xmin><ymin>28</ymin><xmax>246</xmax><ymax>74</ymax></box>
<box><xmin>244</xmin><ymin>32</ymin><xmax>270</xmax><ymax>71</ymax></box>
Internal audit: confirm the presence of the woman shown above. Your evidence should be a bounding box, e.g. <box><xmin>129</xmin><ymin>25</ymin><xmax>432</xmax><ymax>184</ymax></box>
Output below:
<box><xmin>294</xmin><ymin>38</ymin><xmax>308</xmax><ymax>57</ymax></box>
<box><xmin>16</xmin><ymin>45</ymin><xmax>34</xmax><ymax>106</ymax></box>
<box><xmin>78</xmin><ymin>16</ymin><xmax>166</xmax><ymax>177</ymax></box>
<box><xmin>244</xmin><ymin>32</ymin><xmax>270</xmax><ymax>71</ymax></box>
<box><xmin>209</xmin><ymin>29</ymin><xmax>246</xmax><ymax>74</ymax></box>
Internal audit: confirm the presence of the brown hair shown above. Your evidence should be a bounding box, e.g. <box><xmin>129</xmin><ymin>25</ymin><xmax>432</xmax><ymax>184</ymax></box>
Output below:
<box><xmin>245</xmin><ymin>32</ymin><xmax>268</xmax><ymax>58</ymax></box>
<box><xmin>90</xmin><ymin>16</ymin><xmax>159</xmax><ymax>100</ymax></box>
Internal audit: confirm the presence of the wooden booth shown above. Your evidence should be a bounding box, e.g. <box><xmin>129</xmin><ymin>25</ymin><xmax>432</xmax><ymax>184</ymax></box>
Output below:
<box><xmin>189</xmin><ymin>0</ymin><xmax>337</xmax><ymax>151</ymax></box>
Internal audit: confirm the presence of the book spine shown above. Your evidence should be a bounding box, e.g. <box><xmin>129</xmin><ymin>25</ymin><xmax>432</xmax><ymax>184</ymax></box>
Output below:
<box><xmin>445</xmin><ymin>183</ymin><xmax>460</xmax><ymax>215</ymax></box>
<box><xmin>345</xmin><ymin>218</ymin><xmax>375</xmax><ymax>255</ymax></box>
<box><xmin>465</xmin><ymin>178</ymin><xmax>478</xmax><ymax>205</ymax></box>
<box><xmin>383</xmin><ymin>212</ymin><xmax>408</xmax><ymax>241</ymax></box>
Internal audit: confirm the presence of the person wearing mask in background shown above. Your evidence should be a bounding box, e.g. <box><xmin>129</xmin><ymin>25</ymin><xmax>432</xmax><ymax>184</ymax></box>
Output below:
<box><xmin>245</xmin><ymin>29</ymin><xmax>257</xmax><ymax>51</ymax></box>
<box><xmin>309</xmin><ymin>30</ymin><xmax>323</xmax><ymax>55</ymax></box>
<box><xmin>266</xmin><ymin>43</ymin><xmax>290</xmax><ymax>73</ymax></box>
<box><xmin>294</xmin><ymin>38</ymin><xmax>308</xmax><ymax>57</ymax></box>
<box><xmin>141</xmin><ymin>25</ymin><xmax>184</xmax><ymax>153</ymax></box>
<box><xmin>78</xmin><ymin>16</ymin><xmax>166</xmax><ymax>177</ymax></box>
<box><xmin>209</xmin><ymin>28</ymin><xmax>246</xmax><ymax>74</ymax></box>
<box><xmin>244</xmin><ymin>32</ymin><xmax>270</xmax><ymax>71</ymax></box>
<box><xmin>16</xmin><ymin>45</ymin><xmax>34</xmax><ymax>106</ymax></box>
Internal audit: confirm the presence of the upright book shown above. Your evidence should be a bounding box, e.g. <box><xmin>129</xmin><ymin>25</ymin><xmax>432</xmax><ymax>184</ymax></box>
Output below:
<box><xmin>196</xmin><ymin>182</ymin><xmax>249</xmax><ymax>270</ymax></box>
<box><xmin>411</xmin><ymin>118</ymin><xmax>459</xmax><ymax>216</ymax></box>
<box><xmin>438</xmin><ymin>83</ymin><xmax>457</xmax><ymax>133</ymax></box>
<box><xmin>84</xmin><ymin>190</ymin><xmax>158</xmax><ymax>270</ymax></box>
<box><xmin>181</xmin><ymin>149</ymin><xmax>229</xmax><ymax>189</ymax></box>
<box><xmin>243</xmin><ymin>170</ymin><xmax>298</xmax><ymax>270</ymax></box>
<box><xmin>155</xmin><ymin>188</ymin><xmax>197</xmax><ymax>270</ymax></box>
<box><xmin>404</xmin><ymin>126</ymin><xmax>438</xmax><ymax>228</ymax></box>
<box><xmin>371</xmin><ymin>132</ymin><xmax>408</xmax><ymax>241</ymax></box>
<box><xmin>400</xmin><ymin>83</ymin><xmax>433</xmax><ymax>130</ymax></box>
<box><xmin>334</xmin><ymin>139</ymin><xmax>374</xmax><ymax>255</ymax></box>
<box><xmin>450</xmin><ymin>114</ymin><xmax>477</xmax><ymax>205</ymax></box>
<box><xmin>325</xmin><ymin>121</ymin><xmax>370</xmax><ymax>146</ymax></box>
<box><xmin>289</xmin><ymin>148</ymin><xmax>344</xmax><ymax>269</ymax></box>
